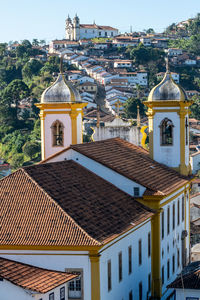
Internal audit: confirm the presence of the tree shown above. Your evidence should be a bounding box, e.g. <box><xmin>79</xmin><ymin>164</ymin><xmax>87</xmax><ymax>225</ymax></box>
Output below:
<box><xmin>146</xmin><ymin>28</ymin><xmax>155</xmax><ymax>34</ymax></box>
<box><xmin>16</xmin><ymin>45</ymin><xmax>27</xmax><ymax>58</ymax></box>
<box><xmin>130</xmin><ymin>43</ymin><xmax>165</xmax><ymax>65</ymax></box>
<box><xmin>165</xmin><ymin>23</ymin><xmax>176</xmax><ymax>34</ymax></box>
<box><xmin>40</xmin><ymin>56</ymin><xmax>60</xmax><ymax>74</ymax></box>
<box><xmin>32</xmin><ymin>39</ymin><xmax>39</xmax><ymax>46</ymax></box>
<box><xmin>190</xmin><ymin>95</ymin><xmax>200</xmax><ymax>119</ymax></box>
<box><xmin>10</xmin><ymin>153</ymin><xmax>24</xmax><ymax>169</ymax></box>
<box><xmin>123</xmin><ymin>97</ymin><xmax>147</xmax><ymax>119</ymax></box>
<box><xmin>1</xmin><ymin>79</ymin><xmax>29</xmax><ymax>125</ymax></box>
<box><xmin>21</xmin><ymin>40</ymin><xmax>32</xmax><ymax>49</ymax></box>
<box><xmin>0</xmin><ymin>43</ymin><xmax>7</xmax><ymax>58</ymax></box>
<box><xmin>22</xmin><ymin>59</ymin><xmax>43</xmax><ymax>79</ymax></box>
<box><xmin>22</xmin><ymin>141</ymin><xmax>40</xmax><ymax>160</ymax></box>
<box><xmin>39</xmin><ymin>39</ymin><xmax>46</xmax><ymax>46</ymax></box>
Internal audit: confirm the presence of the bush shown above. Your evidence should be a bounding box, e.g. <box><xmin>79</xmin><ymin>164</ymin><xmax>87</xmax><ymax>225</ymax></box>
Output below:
<box><xmin>22</xmin><ymin>141</ymin><xmax>40</xmax><ymax>160</ymax></box>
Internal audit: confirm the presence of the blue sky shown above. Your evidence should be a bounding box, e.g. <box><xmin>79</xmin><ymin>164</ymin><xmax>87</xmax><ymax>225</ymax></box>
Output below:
<box><xmin>0</xmin><ymin>0</ymin><xmax>199</xmax><ymax>43</ymax></box>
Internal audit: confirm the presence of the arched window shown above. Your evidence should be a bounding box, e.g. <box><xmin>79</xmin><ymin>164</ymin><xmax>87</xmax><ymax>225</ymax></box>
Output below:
<box><xmin>51</xmin><ymin>120</ymin><xmax>64</xmax><ymax>146</ymax></box>
<box><xmin>160</xmin><ymin>118</ymin><xmax>174</xmax><ymax>146</ymax></box>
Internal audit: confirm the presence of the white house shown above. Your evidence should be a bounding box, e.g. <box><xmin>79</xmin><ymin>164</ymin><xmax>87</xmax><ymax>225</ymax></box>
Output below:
<box><xmin>0</xmin><ymin>257</ymin><xmax>77</xmax><ymax>300</ymax></box>
<box><xmin>157</xmin><ymin>72</ymin><xmax>180</xmax><ymax>84</ymax></box>
<box><xmin>185</xmin><ymin>59</ymin><xmax>197</xmax><ymax>65</ymax></box>
<box><xmin>77</xmin><ymin>76</ymin><xmax>95</xmax><ymax>84</ymax></box>
<box><xmin>167</xmin><ymin>48</ymin><xmax>183</xmax><ymax>56</ymax></box>
<box><xmin>114</xmin><ymin>60</ymin><xmax>132</xmax><ymax>68</ymax></box>
<box><xmin>49</xmin><ymin>40</ymin><xmax>79</xmax><ymax>53</ymax></box>
<box><xmin>119</xmin><ymin>71</ymin><xmax>148</xmax><ymax>86</ymax></box>
<box><xmin>167</xmin><ymin>261</ymin><xmax>200</xmax><ymax>300</ymax></box>
<box><xmin>190</xmin><ymin>151</ymin><xmax>200</xmax><ymax>174</ymax></box>
<box><xmin>140</xmin><ymin>37</ymin><xmax>152</xmax><ymax>46</ymax></box>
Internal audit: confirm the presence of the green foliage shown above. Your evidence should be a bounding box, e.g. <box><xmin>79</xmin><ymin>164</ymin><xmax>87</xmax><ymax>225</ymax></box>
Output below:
<box><xmin>190</xmin><ymin>96</ymin><xmax>200</xmax><ymax>119</ymax></box>
<box><xmin>91</xmin><ymin>37</ymin><xmax>112</xmax><ymax>43</ymax></box>
<box><xmin>1</xmin><ymin>79</ymin><xmax>29</xmax><ymax>125</ymax></box>
<box><xmin>22</xmin><ymin>141</ymin><xmax>40</xmax><ymax>160</ymax></box>
<box><xmin>123</xmin><ymin>97</ymin><xmax>147</xmax><ymax>119</ymax></box>
<box><xmin>168</xmin><ymin>34</ymin><xmax>200</xmax><ymax>55</ymax></box>
<box><xmin>10</xmin><ymin>153</ymin><xmax>24</xmax><ymax>169</ymax></box>
<box><xmin>145</xmin><ymin>28</ymin><xmax>155</xmax><ymax>34</ymax></box>
<box><xmin>130</xmin><ymin>43</ymin><xmax>165</xmax><ymax>65</ymax></box>
<box><xmin>32</xmin><ymin>39</ymin><xmax>39</xmax><ymax>46</ymax></box>
<box><xmin>22</xmin><ymin>59</ymin><xmax>43</xmax><ymax>79</ymax></box>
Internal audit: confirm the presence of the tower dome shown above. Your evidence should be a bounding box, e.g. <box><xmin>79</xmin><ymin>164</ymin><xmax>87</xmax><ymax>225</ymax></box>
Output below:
<box><xmin>41</xmin><ymin>73</ymin><xmax>82</xmax><ymax>103</ymax></box>
<box><xmin>148</xmin><ymin>71</ymin><xmax>187</xmax><ymax>102</ymax></box>
<box><xmin>66</xmin><ymin>15</ymin><xmax>72</xmax><ymax>23</ymax></box>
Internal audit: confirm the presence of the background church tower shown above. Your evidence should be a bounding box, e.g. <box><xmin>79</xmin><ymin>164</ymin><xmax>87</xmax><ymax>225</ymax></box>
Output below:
<box><xmin>65</xmin><ymin>15</ymin><xmax>73</xmax><ymax>40</ymax></box>
<box><xmin>144</xmin><ymin>69</ymin><xmax>192</xmax><ymax>176</ymax></box>
<box><xmin>73</xmin><ymin>14</ymin><xmax>80</xmax><ymax>41</ymax></box>
<box><xmin>36</xmin><ymin>73</ymin><xmax>87</xmax><ymax>160</ymax></box>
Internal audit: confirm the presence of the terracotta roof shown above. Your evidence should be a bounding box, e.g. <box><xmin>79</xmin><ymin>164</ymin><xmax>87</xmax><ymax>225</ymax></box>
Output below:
<box><xmin>70</xmin><ymin>138</ymin><xmax>190</xmax><ymax>196</ymax></box>
<box><xmin>167</xmin><ymin>261</ymin><xmax>200</xmax><ymax>290</ymax></box>
<box><xmin>0</xmin><ymin>160</ymin><xmax>153</xmax><ymax>247</ymax></box>
<box><xmin>191</xmin><ymin>151</ymin><xmax>200</xmax><ymax>157</ymax></box>
<box><xmin>0</xmin><ymin>167</ymin><xmax>99</xmax><ymax>247</ymax></box>
<box><xmin>0</xmin><ymin>257</ymin><xmax>77</xmax><ymax>293</ymax></box>
<box><xmin>80</xmin><ymin>24</ymin><xmax>118</xmax><ymax>31</ymax></box>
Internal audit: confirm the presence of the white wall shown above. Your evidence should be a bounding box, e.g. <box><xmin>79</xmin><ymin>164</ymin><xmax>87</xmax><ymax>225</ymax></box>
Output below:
<box><xmin>0</xmin><ymin>251</ymin><xmax>91</xmax><ymax>300</ymax></box>
<box><xmin>153</xmin><ymin>111</ymin><xmax>180</xmax><ymax>168</ymax></box>
<box><xmin>160</xmin><ymin>189</ymin><xmax>190</xmax><ymax>296</ymax></box>
<box><xmin>0</xmin><ymin>279</ymin><xmax>33</xmax><ymax>300</ymax></box>
<box><xmin>77</xmin><ymin>111</ymin><xmax>83</xmax><ymax>143</ymax></box>
<box><xmin>44</xmin><ymin>112</ymin><xmax>72</xmax><ymax>159</ymax></box>
<box><xmin>190</xmin><ymin>152</ymin><xmax>200</xmax><ymax>174</ymax></box>
<box><xmin>34</xmin><ymin>283</ymin><xmax>68</xmax><ymax>300</ymax></box>
<box><xmin>93</xmin><ymin>125</ymin><xmax>142</xmax><ymax>146</ymax></box>
<box><xmin>99</xmin><ymin>220</ymin><xmax>152</xmax><ymax>300</ymax></box>
<box><xmin>175</xmin><ymin>288</ymin><xmax>200</xmax><ymax>300</ymax></box>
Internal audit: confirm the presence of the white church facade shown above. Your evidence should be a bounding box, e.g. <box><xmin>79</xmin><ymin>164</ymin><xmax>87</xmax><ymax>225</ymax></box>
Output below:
<box><xmin>65</xmin><ymin>15</ymin><xmax>119</xmax><ymax>41</ymax></box>
<box><xmin>0</xmin><ymin>70</ymin><xmax>193</xmax><ymax>300</ymax></box>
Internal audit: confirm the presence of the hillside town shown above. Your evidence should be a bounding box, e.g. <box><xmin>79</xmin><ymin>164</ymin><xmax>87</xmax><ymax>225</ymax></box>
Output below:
<box><xmin>0</xmin><ymin>11</ymin><xmax>200</xmax><ymax>300</ymax></box>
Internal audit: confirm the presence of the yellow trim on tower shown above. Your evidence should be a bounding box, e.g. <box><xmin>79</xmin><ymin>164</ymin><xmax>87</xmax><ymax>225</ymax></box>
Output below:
<box><xmin>146</xmin><ymin>109</ymin><xmax>155</xmax><ymax>159</ymax></box>
<box><xmin>144</xmin><ymin>100</ymin><xmax>191</xmax><ymax>108</ymax></box>
<box><xmin>70</xmin><ymin>109</ymin><xmax>78</xmax><ymax>144</ymax></box>
<box><xmin>35</xmin><ymin>102</ymin><xmax>87</xmax><ymax>110</ymax></box>
<box><xmin>39</xmin><ymin>112</ymin><xmax>46</xmax><ymax>160</ymax></box>
<box><xmin>89</xmin><ymin>251</ymin><xmax>101</xmax><ymax>300</ymax></box>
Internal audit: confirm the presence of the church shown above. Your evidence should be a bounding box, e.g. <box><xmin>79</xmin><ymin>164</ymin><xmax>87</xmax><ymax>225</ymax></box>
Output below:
<box><xmin>0</xmin><ymin>70</ymin><xmax>193</xmax><ymax>300</ymax></box>
<box><xmin>65</xmin><ymin>14</ymin><xmax>119</xmax><ymax>41</ymax></box>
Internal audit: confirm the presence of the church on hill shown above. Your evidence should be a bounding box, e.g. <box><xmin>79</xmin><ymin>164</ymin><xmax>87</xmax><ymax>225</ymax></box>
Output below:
<box><xmin>0</xmin><ymin>69</ymin><xmax>193</xmax><ymax>300</ymax></box>
<box><xmin>65</xmin><ymin>14</ymin><xmax>119</xmax><ymax>41</ymax></box>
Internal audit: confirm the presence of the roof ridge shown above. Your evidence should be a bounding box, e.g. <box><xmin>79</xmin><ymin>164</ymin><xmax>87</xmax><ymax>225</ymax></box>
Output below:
<box><xmin>21</xmin><ymin>168</ymin><xmax>101</xmax><ymax>246</ymax></box>
<box><xmin>0</xmin><ymin>256</ymin><xmax>77</xmax><ymax>275</ymax></box>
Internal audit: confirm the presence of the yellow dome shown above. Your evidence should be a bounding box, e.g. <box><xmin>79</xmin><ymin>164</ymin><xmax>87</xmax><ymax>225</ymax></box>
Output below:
<box><xmin>148</xmin><ymin>71</ymin><xmax>187</xmax><ymax>102</ymax></box>
<box><xmin>41</xmin><ymin>73</ymin><xmax>82</xmax><ymax>103</ymax></box>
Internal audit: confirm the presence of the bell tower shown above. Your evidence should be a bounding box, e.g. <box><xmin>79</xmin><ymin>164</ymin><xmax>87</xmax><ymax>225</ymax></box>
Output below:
<box><xmin>36</xmin><ymin>73</ymin><xmax>87</xmax><ymax>160</ymax></box>
<box><xmin>73</xmin><ymin>14</ymin><xmax>80</xmax><ymax>41</ymax></box>
<box><xmin>144</xmin><ymin>69</ymin><xmax>192</xmax><ymax>176</ymax></box>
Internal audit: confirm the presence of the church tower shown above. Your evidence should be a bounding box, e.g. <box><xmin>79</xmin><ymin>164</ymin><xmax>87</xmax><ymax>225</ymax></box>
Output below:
<box><xmin>65</xmin><ymin>15</ymin><xmax>73</xmax><ymax>40</ymax></box>
<box><xmin>144</xmin><ymin>69</ymin><xmax>192</xmax><ymax>176</ymax></box>
<box><xmin>36</xmin><ymin>73</ymin><xmax>87</xmax><ymax>160</ymax></box>
<box><xmin>73</xmin><ymin>14</ymin><xmax>80</xmax><ymax>41</ymax></box>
